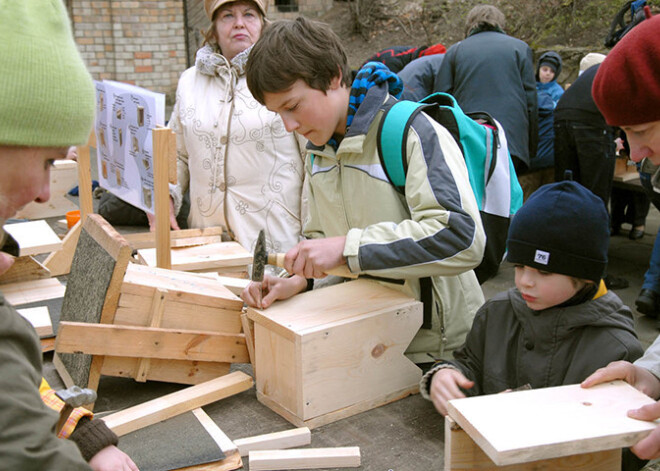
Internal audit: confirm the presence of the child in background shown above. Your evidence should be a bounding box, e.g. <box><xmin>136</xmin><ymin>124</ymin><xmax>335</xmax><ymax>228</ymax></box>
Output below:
<box><xmin>421</xmin><ymin>179</ymin><xmax>643</xmax><ymax>416</ymax></box>
<box><xmin>242</xmin><ymin>16</ymin><xmax>486</xmax><ymax>363</ymax></box>
<box><xmin>536</xmin><ymin>50</ymin><xmax>564</xmax><ymax>106</ymax></box>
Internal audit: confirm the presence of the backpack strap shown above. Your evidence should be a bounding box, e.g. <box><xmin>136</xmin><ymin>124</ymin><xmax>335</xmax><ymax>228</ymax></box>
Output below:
<box><xmin>377</xmin><ymin>100</ymin><xmax>433</xmax><ymax>193</ymax></box>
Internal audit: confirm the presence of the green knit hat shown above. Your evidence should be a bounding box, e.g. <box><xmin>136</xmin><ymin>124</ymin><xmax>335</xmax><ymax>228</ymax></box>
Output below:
<box><xmin>0</xmin><ymin>0</ymin><xmax>95</xmax><ymax>147</ymax></box>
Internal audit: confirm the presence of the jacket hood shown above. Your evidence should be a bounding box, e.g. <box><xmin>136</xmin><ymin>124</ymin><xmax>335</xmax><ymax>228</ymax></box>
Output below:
<box><xmin>536</xmin><ymin>51</ymin><xmax>562</xmax><ymax>81</ymax></box>
<box><xmin>508</xmin><ymin>288</ymin><xmax>638</xmax><ymax>342</ymax></box>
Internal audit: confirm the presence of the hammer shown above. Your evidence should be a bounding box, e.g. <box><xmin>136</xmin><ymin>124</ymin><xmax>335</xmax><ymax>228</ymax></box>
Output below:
<box><xmin>55</xmin><ymin>385</ymin><xmax>97</xmax><ymax>435</ymax></box>
<box><xmin>252</xmin><ymin>229</ymin><xmax>357</xmax><ymax>283</ymax></box>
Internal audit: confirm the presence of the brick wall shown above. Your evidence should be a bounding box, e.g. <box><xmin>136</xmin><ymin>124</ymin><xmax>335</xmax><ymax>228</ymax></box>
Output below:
<box><xmin>71</xmin><ymin>1</ymin><xmax>187</xmax><ymax>109</ymax></box>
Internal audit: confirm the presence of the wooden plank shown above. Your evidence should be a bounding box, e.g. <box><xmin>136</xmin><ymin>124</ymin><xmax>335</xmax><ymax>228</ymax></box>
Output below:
<box><xmin>3</xmin><ymin>220</ymin><xmax>62</xmax><ymax>256</ymax></box>
<box><xmin>447</xmin><ymin>381</ymin><xmax>658</xmax><ymax>466</ymax></box>
<box><xmin>1</xmin><ymin>278</ymin><xmax>65</xmax><ymax>306</ymax></box>
<box><xmin>137</xmin><ymin>242</ymin><xmax>251</xmax><ymax>272</ymax></box>
<box><xmin>240</xmin><ymin>312</ymin><xmax>256</xmax><ymax>372</ymax></box>
<box><xmin>43</xmin><ymin>220</ymin><xmax>82</xmax><ymax>277</ymax></box>
<box><xmin>153</xmin><ymin>127</ymin><xmax>172</xmax><ymax>270</ymax></box>
<box><xmin>15</xmin><ymin>159</ymin><xmax>79</xmax><ymax>219</ymax></box>
<box><xmin>114</xmin><ymin>298</ymin><xmax>242</xmax><ymax>334</ymax></box>
<box><xmin>17</xmin><ymin>306</ymin><xmax>53</xmax><ymax>337</ymax></box>
<box><xmin>122</xmin><ymin>227</ymin><xmax>224</xmax><ymax>250</ymax></box>
<box><xmin>122</xmin><ymin>263</ymin><xmax>242</xmax><ymax>310</ymax></box>
<box><xmin>192</xmin><ymin>408</ymin><xmax>238</xmax><ymax>455</ymax></box>
<box><xmin>0</xmin><ymin>255</ymin><xmax>51</xmax><ymax>284</ymax></box>
<box><xmin>216</xmin><ymin>276</ymin><xmax>250</xmax><ymax>296</ymax></box>
<box><xmin>102</xmin><ymin>371</ymin><xmax>254</xmax><ymax>436</ymax></box>
<box><xmin>77</xmin><ymin>139</ymin><xmax>94</xmax><ymax>219</ymax></box>
<box><xmin>135</xmin><ymin>288</ymin><xmax>167</xmax><ymax>382</ymax></box>
<box><xmin>444</xmin><ymin>416</ymin><xmax>620</xmax><ymax>470</ymax></box>
<box><xmin>101</xmin><ymin>356</ymin><xmax>230</xmax><ymax>385</ymax></box>
<box><xmin>56</xmin><ymin>322</ymin><xmax>250</xmax><ymax>363</ymax></box>
<box><xmin>41</xmin><ymin>337</ymin><xmax>56</xmax><ymax>353</ymax></box>
<box><xmin>234</xmin><ymin>427</ymin><xmax>311</xmax><ymax>457</ymax></box>
<box><xmin>248</xmin><ymin>447</ymin><xmax>361</xmax><ymax>470</ymax></box>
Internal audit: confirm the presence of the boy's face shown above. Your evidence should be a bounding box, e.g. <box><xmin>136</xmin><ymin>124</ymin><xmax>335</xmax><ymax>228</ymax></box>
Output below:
<box><xmin>0</xmin><ymin>146</ymin><xmax>66</xmax><ymax>223</ymax></box>
<box><xmin>514</xmin><ymin>265</ymin><xmax>585</xmax><ymax>311</ymax></box>
<box><xmin>622</xmin><ymin>120</ymin><xmax>660</xmax><ymax>165</ymax></box>
<box><xmin>263</xmin><ymin>77</ymin><xmax>349</xmax><ymax>147</ymax></box>
<box><xmin>538</xmin><ymin>65</ymin><xmax>555</xmax><ymax>84</ymax></box>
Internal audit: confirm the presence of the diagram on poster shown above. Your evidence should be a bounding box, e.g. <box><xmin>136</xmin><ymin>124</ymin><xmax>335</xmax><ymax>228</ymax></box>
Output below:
<box><xmin>94</xmin><ymin>80</ymin><xmax>165</xmax><ymax>214</ymax></box>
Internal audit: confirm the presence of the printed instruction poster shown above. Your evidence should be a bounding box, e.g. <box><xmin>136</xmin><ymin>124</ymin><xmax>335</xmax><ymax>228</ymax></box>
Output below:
<box><xmin>94</xmin><ymin>80</ymin><xmax>165</xmax><ymax>215</ymax></box>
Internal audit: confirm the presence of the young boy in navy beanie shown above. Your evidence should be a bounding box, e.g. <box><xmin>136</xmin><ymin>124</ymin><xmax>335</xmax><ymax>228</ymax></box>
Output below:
<box><xmin>421</xmin><ymin>180</ymin><xmax>643</xmax><ymax>416</ymax></box>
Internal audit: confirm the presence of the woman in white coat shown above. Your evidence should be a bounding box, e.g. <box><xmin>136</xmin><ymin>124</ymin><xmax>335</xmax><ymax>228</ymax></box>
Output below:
<box><xmin>166</xmin><ymin>0</ymin><xmax>306</xmax><ymax>254</ymax></box>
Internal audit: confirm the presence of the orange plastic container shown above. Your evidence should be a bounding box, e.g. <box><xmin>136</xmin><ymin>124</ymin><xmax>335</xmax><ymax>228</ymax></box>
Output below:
<box><xmin>66</xmin><ymin>210</ymin><xmax>81</xmax><ymax>229</ymax></box>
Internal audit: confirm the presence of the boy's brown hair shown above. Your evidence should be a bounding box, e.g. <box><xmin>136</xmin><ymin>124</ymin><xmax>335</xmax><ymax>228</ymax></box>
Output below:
<box><xmin>246</xmin><ymin>16</ymin><xmax>352</xmax><ymax>105</ymax></box>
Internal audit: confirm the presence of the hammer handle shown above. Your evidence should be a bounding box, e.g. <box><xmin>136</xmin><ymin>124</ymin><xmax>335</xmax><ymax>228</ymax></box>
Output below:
<box><xmin>56</xmin><ymin>404</ymin><xmax>74</xmax><ymax>435</ymax></box>
<box><xmin>267</xmin><ymin>253</ymin><xmax>358</xmax><ymax>279</ymax></box>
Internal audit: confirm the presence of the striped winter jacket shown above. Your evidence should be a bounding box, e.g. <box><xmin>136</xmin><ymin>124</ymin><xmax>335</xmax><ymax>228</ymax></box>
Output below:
<box><xmin>303</xmin><ymin>84</ymin><xmax>486</xmax><ymax>362</ymax></box>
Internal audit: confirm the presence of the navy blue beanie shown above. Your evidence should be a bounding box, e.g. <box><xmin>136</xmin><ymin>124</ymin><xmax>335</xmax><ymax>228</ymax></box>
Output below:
<box><xmin>506</xmin><ymin>181</ymin><xmax>609</xmax><ymax>284</ymax></box>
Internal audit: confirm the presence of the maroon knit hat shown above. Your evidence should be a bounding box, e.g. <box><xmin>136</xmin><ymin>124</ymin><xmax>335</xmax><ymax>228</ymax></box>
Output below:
<box><xmin>592</xmin><ymin>12</ymin><xmax>660</xmax><ymax>126</ymax></box>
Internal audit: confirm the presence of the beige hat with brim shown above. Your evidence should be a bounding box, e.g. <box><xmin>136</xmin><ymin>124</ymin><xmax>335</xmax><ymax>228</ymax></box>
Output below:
<box><xmin>204</xmin><ymin>0</ymin><xmax>267</xmax><ymax>20</ymax></box>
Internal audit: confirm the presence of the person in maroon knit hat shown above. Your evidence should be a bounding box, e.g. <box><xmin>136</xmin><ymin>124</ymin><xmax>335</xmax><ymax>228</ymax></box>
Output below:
<box><xmin>584</xmin><ymin>10</ymin><xmax>660</xmax><ymax>464</ymax></box>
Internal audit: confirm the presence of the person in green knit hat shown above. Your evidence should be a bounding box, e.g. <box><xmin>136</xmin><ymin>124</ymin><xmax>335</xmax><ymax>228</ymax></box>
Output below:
<box><xmin>0</xmin><ymin>1</ymin><xmax>137</xmax><ymax>470</ymax></box>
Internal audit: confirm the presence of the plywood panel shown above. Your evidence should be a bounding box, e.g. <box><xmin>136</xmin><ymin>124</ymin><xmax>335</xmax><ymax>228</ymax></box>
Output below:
<box><xmin>254</xmin><ymin>323</ymin><xmax>299</xmax><ymax>416</ymax></box>
<box><xmin>447</xmin><ymin>381</ymin><xmax>658</xmax><ymax>466</ymax></box>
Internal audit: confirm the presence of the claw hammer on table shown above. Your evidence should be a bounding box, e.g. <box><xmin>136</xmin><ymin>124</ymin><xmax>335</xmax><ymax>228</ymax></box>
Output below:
<box><xmin>55</xmin><ymin>386</ymin><xmax>97</xmax><ymax>435</ymax></box>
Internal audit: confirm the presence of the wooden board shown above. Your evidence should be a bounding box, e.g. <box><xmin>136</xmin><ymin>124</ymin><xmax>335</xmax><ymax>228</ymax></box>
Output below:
<box><xmin>14</xmin><ymin>159</ymin><xmax>78</xmax><ymax>219</ymax></box>
<box><xmin>0</xmin><ymin>256</ymin><xmax>51</xmax><ymax>284</ymax></box>
<box><xmin>17</xmin><ymin>306</ymin><xmax>53</xmax><ymax>337</ymax></box>
<box><xmin>447</xmin><ymin>381</ymin><xmax>658</xmax><ymax>466</ymax></box>
<box><xmin>102</xmin><ymin>371</ymin><xmax>254</xmax><ymax>436</ymax></box>
<box><xmin>248</xmin><ymin>447</ymin><xmax>361</xmax><ymax>470</ymax></box>
<box><xmin>123</xmin><ymin>226</ymin><xmax>224</xmax><ymax>250</ymax></box>
<box><xmin>56</xmin><ymin>322</ymin><xmax>250</xmax><ymax>363</ymax></box>
<box><xmin>444</xmin><ymin>416</ymin><xmax>621</xmax><ymax>471</ymax></box>
<box><xmin>137</xmin><ymin>242</ymin><xmax>251</xmax><ymax>272</ymax></box>
<box><xmin>3</xmin><ymin>220</ymin><xmax>62</xmax><ymax>256</ymax></box>
<box><xmin>55</xmin><ymin>214</ymin><xmax>131</xmax><ymax>393</ymax></box>
<box><xmin>0</xmin><ymin>277</ymin><xmax>65</xmax><ymax>306</ymax></box>
<box><xmin>100</xmin><ymin>356</ymin><xmax>230</xmax><ymax>385</ymax></box>
<box><xmin>43</xmin><ymin>220</ymin><xmax>82</xmax><ymax>277</ymax></box>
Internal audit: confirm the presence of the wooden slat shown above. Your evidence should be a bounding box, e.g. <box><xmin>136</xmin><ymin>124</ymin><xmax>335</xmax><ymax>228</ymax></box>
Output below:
<box><xmin>43</xmin><ymin>220</ymin><xmax>82</xmax><ymax>276</ymax></box>
<box><xmin>135</xmin><ymin>288</ymin><xmax>167</xmax><ymax>382</ymax></box>
<box><xmin>123</xmin><ymin>226</ymin><xmax>224</xmax><ymax>250</ymax></box>
<box><xmin>248</xmin><ymin>447</ymin><xmax>360</xmax><ymax>470</ymax></box>
<box><xmin>101</xmin><ymin>356</ymin><xmax>230</xmax><ymax>385</ymax></box>
<box><xmin>192</xmin><ymin>408</ymin><xmax>237</xmax><ymax>455</ymax></box>
<box><xmin>153</xmin><ymin>127</ymin><xmax>172</xmax><ymax>269</ymax></box>
<box><xmin>56</xmin><ymin>322</ymin><xmax>250</xmax><ymax>363</ymax></box>
<box><xmin>447</xmin><ymin>381</ymin><xmax>657</xmax><ymax>466</ymax></box>
<box><xmin>1</xmin><ymin>278</ymin><xmax>65</xmax><ymax>305</ymax></box>
<box><xmin>137</xmin><ymin>242</ymin><xmax>251</xmax><ymax>272</ymax></box>
<box><xmin>3</xmin><ymin>220</ymin><xmax>62</xmax><ymax>256</ymax></box>
<box><xmin>102</xmin><ymin>371</ymin><xmax>253</xmax><ymax>436</ymax></box>
<box><xmin>234</xmin><ymin>427</ymin><xmax>310</xmax><ymax>457</ymax></box>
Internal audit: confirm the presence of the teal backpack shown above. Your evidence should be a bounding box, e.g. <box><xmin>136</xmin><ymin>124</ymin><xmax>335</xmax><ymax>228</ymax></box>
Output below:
<box><xmin>376</xmin><ymin>92</ymin><xmax>523</xmax><ymax>283</ymax></box>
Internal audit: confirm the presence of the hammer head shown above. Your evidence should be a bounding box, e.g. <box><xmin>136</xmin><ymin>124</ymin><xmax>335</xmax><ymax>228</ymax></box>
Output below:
<box><xmin>252</xmin><ymin>229</ymin><xmax>267</xmax><ymax>283</ymax></box>
<box><xmin>55</xmin><ymin>385</ymin><xmax>97</xmax><ymax>408</ymax></box>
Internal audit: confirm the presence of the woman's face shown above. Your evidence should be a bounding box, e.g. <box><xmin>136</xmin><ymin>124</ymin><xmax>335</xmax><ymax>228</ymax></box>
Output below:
<box><xmin>0</xmin><ymin>146</ymin><xmax>67</xmax><ymax>222</ymax></box>
<box><xmin>213</xmin><ymin>1</ymin><xmax>263</xmax><ymax>61</ymax></box>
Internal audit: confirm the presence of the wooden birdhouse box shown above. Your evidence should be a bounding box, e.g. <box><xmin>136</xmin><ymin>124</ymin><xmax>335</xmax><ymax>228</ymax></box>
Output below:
<box><xmin>246</xmin><ymin>279</ymin><xmax>423</xmax><ymax>429</ymax></box>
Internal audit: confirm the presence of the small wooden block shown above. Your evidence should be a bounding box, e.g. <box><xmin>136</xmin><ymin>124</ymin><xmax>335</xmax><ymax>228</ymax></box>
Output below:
<box><xmin>0</xmin><ymin>255</ymin><xmax>50</xmax><ymax>284</ymax></box>
<box><xmin>17</xmin><ymin>306</ymin><xmax>53</xmax><ymax>337</ymax></box>
<box><xmin>248</xmin><ymin>447</ymin><xmax>360</xmax><ymax>470</ymax></box>
<box><xmin>102</xmin><ymin>371</ymin><xmax>254</xmax><ymax>436</ymax></box>
<box><xmin>3</xmin><ymin>220</ymin><xmax>63</xmax><ymax>256</ymax></box>
<box><xmin>234</xmin><ymin>427</ymin><xmax>311</xmax><ymax>457</ymax></box>
<box><xmin>447</xmin><ymin>381</ymin><xmax>658</xmax><ymax>466</ymax></box>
